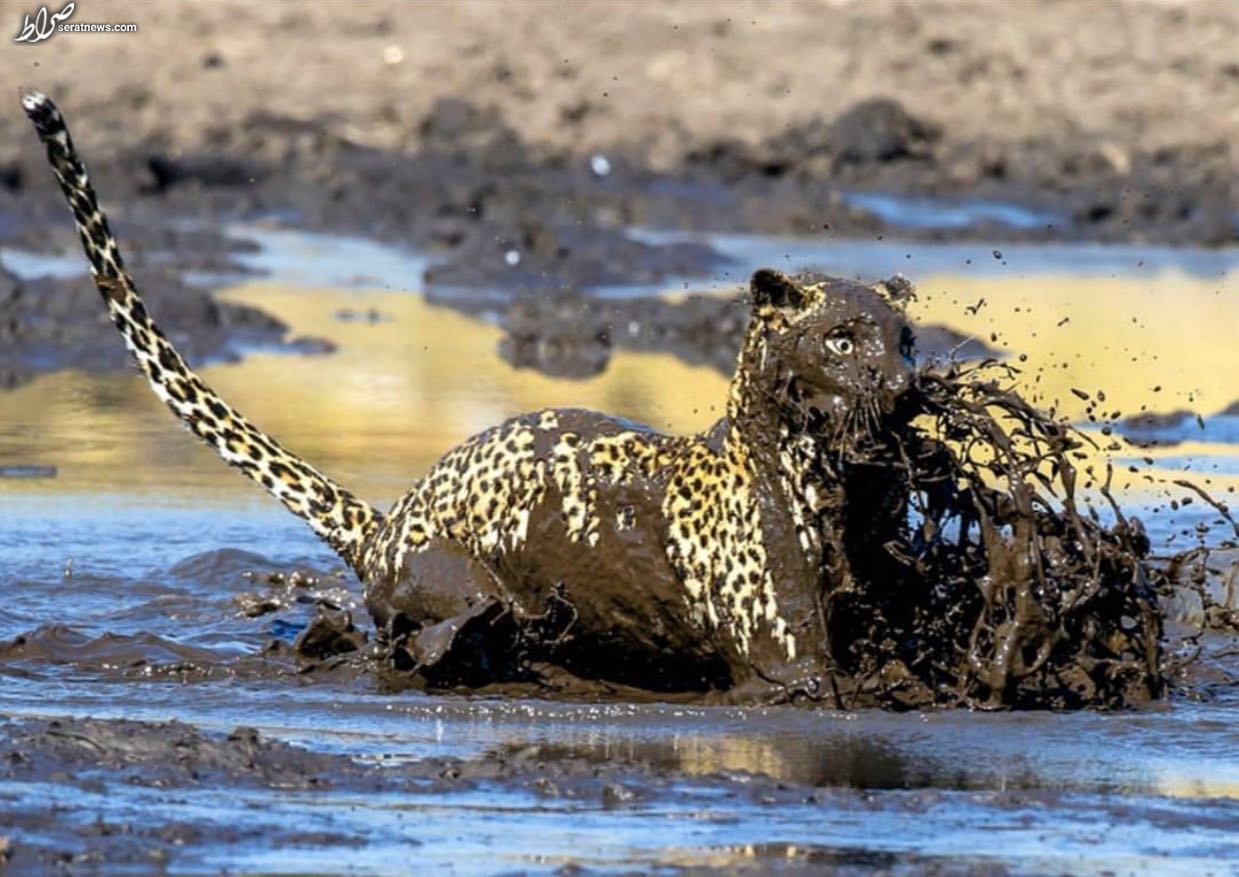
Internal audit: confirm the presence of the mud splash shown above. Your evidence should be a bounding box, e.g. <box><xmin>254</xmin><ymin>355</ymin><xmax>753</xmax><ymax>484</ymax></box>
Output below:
<box><xmin>812</xmin><ymin>360</ymin><xmax>1166</xmax><ymax>709</ymax></box>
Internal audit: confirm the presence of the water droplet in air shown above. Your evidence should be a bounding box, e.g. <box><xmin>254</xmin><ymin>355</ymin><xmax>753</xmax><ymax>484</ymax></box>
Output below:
<box><xmin>589</xmin><ymin>154</ymin><xmax>612</xmax><ymax>177</ymax></box>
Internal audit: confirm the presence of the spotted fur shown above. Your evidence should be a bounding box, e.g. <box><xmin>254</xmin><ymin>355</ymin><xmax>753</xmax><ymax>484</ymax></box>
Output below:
<box><xmin>366</xmin><ymin>408</ymin><xmax>793</xmax><ymax>656</ymax></box>
<box><xmin>24</xmin><ymin>92</ymin><xmax>915</xmax><ymax>696</ymax></box>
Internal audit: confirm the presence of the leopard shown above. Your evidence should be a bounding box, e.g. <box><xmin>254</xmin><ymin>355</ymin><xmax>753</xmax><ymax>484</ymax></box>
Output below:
<box><xmin>21</xmin><ymin>91</ymin><xmax>917</xmax><ymax>703</ymax></box>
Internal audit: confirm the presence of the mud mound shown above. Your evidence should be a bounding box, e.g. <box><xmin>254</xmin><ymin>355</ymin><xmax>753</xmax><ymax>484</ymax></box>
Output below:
<box><xmin>689</xmin><ymin>97</ymin><xmax>943</xmax><ymax>182</ymax></box>
<box><xmin>0</xmin><ymin>264</ymin><xmax>327</xmax><ymax>390</ymax></box>
<box><xmin>0</xmin><ymin>716</ymin><xmax>684</xmax><ymax>797</ymax></box>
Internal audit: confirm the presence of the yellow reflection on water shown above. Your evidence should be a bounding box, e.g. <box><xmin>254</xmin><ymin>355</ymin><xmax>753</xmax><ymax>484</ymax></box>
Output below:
<box><xmin>909</xmin><ymin>270</ymin><xmax>1239</xmax><ymax>498</ymax></box>
<box><xmin>909</xmin><ymin>271</ymin><xmax>1235</xmax><ymax>417</ymax></box>
<box><xmin>0</xmin><ymin>267</ymin><xmax>1234</xmax><ymax>509</ymax></box>
<box><xmin>0</xmin><ymin>284</ymin><xmax>729</xmax><ymax>505</ymax></box>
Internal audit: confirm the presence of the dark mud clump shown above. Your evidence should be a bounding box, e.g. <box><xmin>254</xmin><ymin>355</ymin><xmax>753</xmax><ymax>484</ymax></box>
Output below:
<box><xmin>423</xmin><ymin>217</ymin><xmax>725</xmax><ymax>292</ymax></box>
<box><xmin>1119</xmin><ymin>408</ymin><xmax>1197</xmax><ymax>447</ymax></box>
<box><xmin>689</xmin><ymin>97</ymin><xmax>942</xmax><ymax>183</ymax></box>
<box><xmin>1123</xmin><ymin>409</ymin><xmax>1197</xmax><ymax>432</ymax></box>
<box><xmin>0</xmin><ymin>716</ymin><xmax>722</xmax><ymax>872</ymax></box>
<box><xmin>0</xmin><ymin>264</ymin><xmax>331</xmax><ymax>390</ymax></box>
<box><xmin>814</xmin><ymin>360</ymin><xmax>1168</xmax><ymax>709</ymax></box>
<box><xmin>293</xmin><ymin>607</ymin><xmax>369</xmax><ymax>660</ymax></box>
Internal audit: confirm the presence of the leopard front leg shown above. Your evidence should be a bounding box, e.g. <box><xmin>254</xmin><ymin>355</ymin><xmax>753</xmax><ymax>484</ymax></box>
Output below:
<box><xmin>365</xmin><ymin>539</ymin><xmax>523</xmax><ymax>686</ymax></box>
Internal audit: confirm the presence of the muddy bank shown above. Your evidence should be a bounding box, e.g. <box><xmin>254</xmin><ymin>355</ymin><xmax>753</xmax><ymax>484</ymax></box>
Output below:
<box><xmin>5</xmin><ymin>85</ymin><xmax>1234</xmax><ymax>312</ymax></box>
<box><xmin>0</xmin><ymin>715</ymin><xmax>698</xmax><ymax>795</ymax></box>
<box><xmin>1</xmin><ymin>712</ymin><xmax>1235</xmax><ymax>876</ymax></box>
<box><xmin>0</xmin><ymin>716</ymin><xmax>683</xmax><ymax>874</ymax></box>
<box><xmin>3</xmin><ymin>1</ymin><xmax>1237</xmax><ymax>248</ymax></box>
<box><xmin>0</xmin><ymin>232</ymin><xmax>333</xmax><ymax>390</ymax></box>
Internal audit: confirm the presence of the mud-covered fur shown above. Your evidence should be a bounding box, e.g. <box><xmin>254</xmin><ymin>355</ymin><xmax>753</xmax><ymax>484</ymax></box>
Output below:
<box><xmin>23</xmin><ymin>92</ymin><xmax>915</xmax><ymax>700</ymax></box>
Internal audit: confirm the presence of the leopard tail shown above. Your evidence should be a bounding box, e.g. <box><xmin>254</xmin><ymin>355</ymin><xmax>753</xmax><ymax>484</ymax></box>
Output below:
<box><xmin>20</xmin><ymin>90</ymin><xmax>381</xmax><ymax>572</ymax></box>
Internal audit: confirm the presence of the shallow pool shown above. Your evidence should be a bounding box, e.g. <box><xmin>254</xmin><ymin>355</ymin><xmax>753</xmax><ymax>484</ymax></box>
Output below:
<box><xmin>0</xmin><ymin>229</ymin><xmax>1236</xmax><ymax>875</ymax></box>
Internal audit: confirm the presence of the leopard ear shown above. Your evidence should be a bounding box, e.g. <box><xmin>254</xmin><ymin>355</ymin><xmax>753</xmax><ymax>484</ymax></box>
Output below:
<box><xmin>871</xmin><ymin>275</ymin><xmax>916</xmax><ymax>308</ymax></box>
<box><xmin>750</xmin><ymin>269</ymin><xmax>807</xmax><ymax>311</ymax></box>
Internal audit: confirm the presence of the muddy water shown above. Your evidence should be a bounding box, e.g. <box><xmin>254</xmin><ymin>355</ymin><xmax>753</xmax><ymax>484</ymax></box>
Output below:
<box><xmin>0</xmin><ymin>232</ymin><xmax>1237</xmax><ymax>874</ymax></box>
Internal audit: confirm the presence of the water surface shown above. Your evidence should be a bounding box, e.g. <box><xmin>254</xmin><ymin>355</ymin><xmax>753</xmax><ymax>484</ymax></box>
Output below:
<box><xmin>0</xmin><ymin>230</ymin><xmax>1236</xmax><ymax>875</ymax></box>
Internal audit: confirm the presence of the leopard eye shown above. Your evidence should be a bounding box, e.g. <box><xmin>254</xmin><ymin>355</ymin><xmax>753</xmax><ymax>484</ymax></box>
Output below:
<box><xmin>825</xmin><ymin>335</ymin><xmax>855</xmax><ymax>356</ymax></box>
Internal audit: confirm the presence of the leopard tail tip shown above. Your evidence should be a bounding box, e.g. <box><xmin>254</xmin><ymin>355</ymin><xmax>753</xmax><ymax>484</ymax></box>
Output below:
<box><xmin>20</xmin><ymin>89</ymin><xmax>48</xmax><ymax>112</ymax></box>
<box><xmin>20</xmin><ymin>89</ymin><xmax>61</xmax><ymax>134</ymax></box>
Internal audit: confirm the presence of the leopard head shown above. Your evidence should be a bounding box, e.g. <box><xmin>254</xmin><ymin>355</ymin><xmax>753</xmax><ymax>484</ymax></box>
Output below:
<box><xmin>731</xmin><ymin>269</ymin><xmax>917</xmax><ymax>452</ymax></box>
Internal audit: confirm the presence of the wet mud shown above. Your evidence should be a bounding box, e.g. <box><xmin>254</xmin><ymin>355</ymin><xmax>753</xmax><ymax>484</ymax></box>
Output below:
<box><xmin>0</xmin><ymin>717</ymin><xmax>664</xmax><ymax>874</ymax></box>
<box><xmin>0</xmin><ymin>546</ymin><xmax>372</xmax><ymax>685</ymax></box>
<box><xmin>0</xmin><ymin>250</ymin><xmax>333</xmax><ymax>390</ymax></box>
<box><xmin>0</xmin><ymin>533</ymin><xmax>1235</xmax><ymax>873</ymax></box>
<box><xmin>830</xmin><ymin>362</ymin><xmax>1168</xmax><ymax>709</ymax></box>
<box><xmin>1</xmin><ymin>698</ymin><xmax>1237</xmax><ymax>875</ymax></box>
